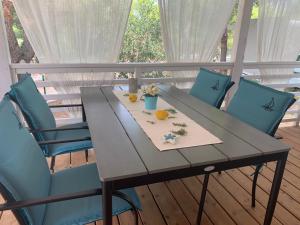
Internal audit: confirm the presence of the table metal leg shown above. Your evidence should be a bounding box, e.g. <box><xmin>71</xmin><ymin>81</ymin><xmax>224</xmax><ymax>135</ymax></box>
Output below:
<box><xmin>196</xmin><ymin>174</ymin><xmax>210</xmax><ymax>225</ymax></box>
<box><xmin>103</xmin><ymin>182</ymin><xmax>113</xmax><ymax>225</ymax></box>
<box><xmin>263</xmin><ymin>152</ymin><xmax>288</xmax><ymax>225</ymax></box>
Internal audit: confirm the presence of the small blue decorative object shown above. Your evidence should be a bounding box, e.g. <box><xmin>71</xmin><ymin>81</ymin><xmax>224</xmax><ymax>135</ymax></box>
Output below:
<box><xmin>163</xmin><ymin>133</ymin><xmax>177</xmax><ymax>144</ymax></box>
<box><xmin>144</xmin><ymin>96</ymin><xmax>158</xmax><ymax>110</ymax></box>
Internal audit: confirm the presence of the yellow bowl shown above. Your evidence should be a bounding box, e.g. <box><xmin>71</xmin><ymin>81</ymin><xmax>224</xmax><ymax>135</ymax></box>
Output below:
<box><xmin>155</xmin><ymin>110</ymin><xmax>169</xmax><ymax>120</ymax></box>
<box><xmin>129</xmin><ymin>94</ymin><xmax>138</xmax><ymax>102</ymax></box>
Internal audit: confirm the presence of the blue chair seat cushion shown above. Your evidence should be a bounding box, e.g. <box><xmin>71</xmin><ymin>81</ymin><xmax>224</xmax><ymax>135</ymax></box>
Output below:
<box><xmin>48</xmin><ymin>122</ymin><xmax>93</xmax><ymax>157</ymax></box>
<box><xmin>227</xmin><ymin>78</ymin><xmax>295</xmax><ymax>135</ymax></box>
<box><xmin>189</xmin><ymin>68</ymin><xmax>232</xmax><ymax>108</ymax></box>
<box><xmin>43</xmin><ymin>163</ymin><xmax>141</xmax><ymax>225</ymax></box>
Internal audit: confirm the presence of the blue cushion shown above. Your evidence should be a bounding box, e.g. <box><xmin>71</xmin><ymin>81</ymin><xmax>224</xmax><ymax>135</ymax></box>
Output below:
<box><xmin>48</xmin><ymin>122</ymin><xmax>92</xmax><ymax>157</ymax></box>
<box><xmin>227</xmin><ymin>78</ymin><xmax>295</xmax><ymax>135</ymax></box>
<box><xmin>43</xmin><ymin>163</ymin><xmax>141</xmax><ymax>225</ymax></box>
<box><xmin>8</xmin><ymin>76</ymin><xmax>56</xmax><ymax>143</ymax></box>
<box><xmin>189</xmin><ymin>68</ymin><xmax>233</xmax><ymax>108</ymax></box>
<box><xmin>0</xmin><ymin>96</ymin><xmax>51</xmax><ymax>225</ymax></box>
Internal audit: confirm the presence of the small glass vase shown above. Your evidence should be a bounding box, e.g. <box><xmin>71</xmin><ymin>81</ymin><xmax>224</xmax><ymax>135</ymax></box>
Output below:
<box><xmin>144</xmin><ymin>95</ymin><xmax>158</xmax><ymax>110</ymax></box>
<box><xmin>128</xmin><ymin>77</ymin><xmax>138</xmax><ymax>94</ymax></box>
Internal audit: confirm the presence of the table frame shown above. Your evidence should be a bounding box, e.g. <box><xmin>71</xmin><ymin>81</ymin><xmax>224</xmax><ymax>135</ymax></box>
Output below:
<box><xmin>101</xmin><ymin>151</ymin><xmax>287</xmax><ymax>225</ymax></box>
<box><xmin>81</xmin><ymin>86</ymin><xmax>289</xmax><ymax>225</ymax></box>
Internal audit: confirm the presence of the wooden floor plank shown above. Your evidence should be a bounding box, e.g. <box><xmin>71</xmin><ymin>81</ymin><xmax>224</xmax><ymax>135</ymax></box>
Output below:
<box><xmin>227</xmin><ymin>169</ymin><xmax>300</xmax><ymax>225</ymax></box>
<box><xmin>88</xmin><ymin>149</ymin><xmax>97</xmax><ymax>163</ymax></box>
<box><xmin>118</xmin><ymin>211</ymin><xmax>143</xmax><ymax>225</ymax></box>
<box><xmin>148</xmin><ymin>182</ymin><xmax>191</xmax><ymax>225</ymax></box>
<box><xmin>280</xmin><ymin>127</ymin><xmax>300</xmax><ymax>141</ymax></box>
<box><xmin>0</xmin><ymin>211</ymin><xmax>19</xmax><ymax>225</ymax></box>
<box><xmin>267</xmin><ymin>162</ymin><xmax>300</xmax><ymax>192</ymax></box>
<box><xmin>71</xmin><ymin>151</ymin><xmax>87</xmax><ymax>168</ymax></box>
<box><xmin>165</xmin><ymin>179</ymin><xmax>213</xmax><ymax>225</ymax></box>
<box><xmin>135</xmin><ymin>186</ymin><xmax>167</xmax><ymax>225</ymax></box>
<box><xmin>287</xmin><ymin>154</ymin><xmax>300</xmax><ymax>169</ymax></box>
<box><xmin>53</xmin><ymin>153</ymin><xmax>71</xmax><ymax>172</ymax></box>
<box><xmin>197</xmin><ymin>175</ymin><xmax>259</xmax><ymax>225</ymax></box>
<box><xmin>260</xmin><ymin>164</ymin><xmax>300</xmax><ymax>205</ymax></box>
<box><xmin>240</xmin><ymin>167</ymin><xmax>300</xmax><ymax>221</ymax></box>
<box><xmin>182</xmin><ymin>176</ymin><xmax>236</xmax><ymax>225</ymax></box>
<box><xmin>0</xmin><ymin>195</ymin><xmax>4</xmax><ymax>220</ymax></box>
<box><xmin>212</xmin><ymin>172</ymin><xmax>282</xmax><ymax>225</ymax></box>
<box><xmin>278</xmin><ymin>129</ymin><xmax>300</xmax><ymax>154</ymax></box>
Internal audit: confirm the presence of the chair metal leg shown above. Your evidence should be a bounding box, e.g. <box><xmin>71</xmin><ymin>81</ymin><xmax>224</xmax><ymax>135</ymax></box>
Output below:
<box><xmin>50</xmin><ymin>156</ymin><xmax>56</xmax><ymax>172</ymax></box>
<box><xmin>69</xmin><ymin>153</ymin><xmax>72</xmax><ymax>166</ymax></box>
<box><xmin>251</xmin><ymin>164</ymin><xmax>263</xmax><ymax>208</ymax></box>
<box><xmin>197</xmin><ymin>174</ymin><xmax>210</xmax><ymax>225</ymax></box>
<box><xmin>85</xmin><ymin>150</ymin><xmax>89</xmax><ymax>163</ymax></box>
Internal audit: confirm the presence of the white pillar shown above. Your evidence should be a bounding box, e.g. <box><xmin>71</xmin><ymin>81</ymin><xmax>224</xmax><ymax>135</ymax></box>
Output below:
<box><xmin>0</xmin><ymin>3</ymin><xmax>12</xmax><ymax>98</ymax></box>
<box><xmin>228</xmin><ymin>0</ymin><xmax>254</xmax><ymax>101</ymax></box>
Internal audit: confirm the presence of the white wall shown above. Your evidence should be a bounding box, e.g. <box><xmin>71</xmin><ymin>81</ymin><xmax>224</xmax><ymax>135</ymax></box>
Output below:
<box><xmin>0</xmin><ymin>4</ymin><xmax>12</xmax><ymax>98</ymax></box>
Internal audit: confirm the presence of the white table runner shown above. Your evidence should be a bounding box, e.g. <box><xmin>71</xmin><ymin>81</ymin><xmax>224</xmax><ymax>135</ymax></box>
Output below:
<box><xmin>113</xmin><ymin>90</ymin><xmax>222</xmax><ymax>151</ymax></box>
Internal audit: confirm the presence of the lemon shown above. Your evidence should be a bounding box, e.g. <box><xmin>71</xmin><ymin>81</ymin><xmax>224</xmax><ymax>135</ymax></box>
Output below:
<box><xmin>129</xmin><ymin>94</ymin><xmax>138</xmax><ymax>102</ymax></box>
<box><xmin>155</xmin><ymin>110</ymin><xmax>169</xmax><ymax>120</ymax></box>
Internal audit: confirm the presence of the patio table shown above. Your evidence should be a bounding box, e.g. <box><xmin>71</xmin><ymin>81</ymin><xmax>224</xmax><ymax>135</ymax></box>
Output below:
<box><xmin>80</xmin><ymin>85</ymin><xmax>290</xmax><ymax>225</ymax></box>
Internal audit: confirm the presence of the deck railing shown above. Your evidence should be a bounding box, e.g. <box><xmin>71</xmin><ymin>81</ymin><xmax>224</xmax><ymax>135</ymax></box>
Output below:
<box><xmin>10</xmin><ymin>61</ymin><xmax>300</xmax><ymax>125</ymax></box>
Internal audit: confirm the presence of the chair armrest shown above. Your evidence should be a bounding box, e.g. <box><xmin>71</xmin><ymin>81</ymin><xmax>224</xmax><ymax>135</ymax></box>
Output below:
<box><xmin>49</xmin><ymin>104</ymin><xmax>83</xmax><ymax>108</ymax></box>
<box><xmin>38</xmin><ymin>137</ymin><xmax>91</xmax><ymax>145</ymax></box>
<box><xmin>29</xmin><ymin>126</ymin><xmax>89</xmax><ymax>133</ymax></box>
<box><xmin>0</xmin><ymin>188</ymin><xmax>139</xmax><ymax>225</ymax></box>
<box><xmin>0</xmin><ymin>189</ymin><xmax>101</xmax><ymax>211</ymax></box>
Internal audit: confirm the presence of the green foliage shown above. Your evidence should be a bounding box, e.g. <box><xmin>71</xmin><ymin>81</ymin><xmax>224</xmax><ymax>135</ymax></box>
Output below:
<box><xmin>225</xmin><ymin>1</ymin><xmax>259</xmax><ymax>52</ymax></box>
<box><xmin>118</xmin><ymin>0</ymin><xmax>166</xmax><ymax>78</ymax></box>
<box><xmin>225</xmin><ymin>2</ymin><xmax>239</xmax><ymax>53</ymax></box>
<box><xmin>12</xmin><ymin>9</ymin><xmax>24</xmax><ymax>46</ymax></box>
<box><xmin>119</xmin><ymin>0</ymin><xmax>165</xmax><ymax>63</ymax></box>
<box><xmin>251</xmin><ymin>1</ymin><xmax>259</xmax><ymax>19</ymax></box>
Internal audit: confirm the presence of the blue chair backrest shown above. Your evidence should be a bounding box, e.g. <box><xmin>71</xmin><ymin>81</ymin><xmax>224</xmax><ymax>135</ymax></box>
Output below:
<box><xmin>189</xmin><ymin>68</ymin><xmax>234</xmax><ymax>108</ymax></box>
<box><xmin>227</xmin><ymin>78</ymin><xmax>295</xmax><ymax>136</ymax></box>
<box><xmin>8</xmin><ymin>76</ymin><xmax>57</xmax><ymax>154</ymax></box>
<box><xmin>0</xmin><ymin>96</ymin><xmax>51</xmax><ymax>225</ymax></box>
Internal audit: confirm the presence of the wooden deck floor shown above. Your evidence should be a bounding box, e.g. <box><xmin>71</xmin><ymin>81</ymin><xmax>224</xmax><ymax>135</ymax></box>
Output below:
<box><xmin>1</xmin><ymin>126</ymin><xmax>300</xmax><ymax>225</ymax></box>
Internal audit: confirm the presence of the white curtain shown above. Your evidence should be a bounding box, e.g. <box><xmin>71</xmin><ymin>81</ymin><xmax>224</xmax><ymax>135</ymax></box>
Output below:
<box><xmin>158</xmin><ymin>0</ymin><xmax>235</xmax><ymax>87</ymax></box>
<box><xmin>12</xmin><ymin>0</ymin><xmax>132</xmax><ymax>116</ymax></box>
<box><xmin>257</xmin><ymin>0</ymin><xmax>300</xmax><ymax>81</ymax></box>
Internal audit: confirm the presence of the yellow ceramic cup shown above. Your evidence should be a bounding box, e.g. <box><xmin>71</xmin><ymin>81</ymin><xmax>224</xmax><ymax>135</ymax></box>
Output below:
<box><xmin>129</xmin><ymin>93</ymin><xmax>138</xmax><ymax>102</ymax></box>
<box><xmin>155</xmin><ymin>110</ymin><xmax>169</xmax><ymax>120</ymax></box>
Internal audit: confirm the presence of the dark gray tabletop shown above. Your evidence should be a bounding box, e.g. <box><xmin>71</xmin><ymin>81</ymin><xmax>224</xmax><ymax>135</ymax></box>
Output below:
<box><xmin>80</xmin><ymin>85</ymin><xmax>290</xmax><ymax>182</ymax></box>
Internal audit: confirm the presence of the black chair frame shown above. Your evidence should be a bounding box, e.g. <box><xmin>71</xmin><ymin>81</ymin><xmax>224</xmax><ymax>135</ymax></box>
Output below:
<box><xmin>250</xmin><ymin>97</ymin><xmax>296</xmax><ymax>207</ymax></box>
<box><xmin>0</xmin><ymin>182</ymin><xmax>139</xmax><ymax>225</ymax></box>
<box><xmin>8</xmin><ymin>91</ymin><xmax>90</xmax><ymax>171</ymax></box>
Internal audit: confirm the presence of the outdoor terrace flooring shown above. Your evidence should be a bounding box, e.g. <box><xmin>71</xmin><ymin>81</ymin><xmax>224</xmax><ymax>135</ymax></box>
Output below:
<box><xmin>1</xmin><ymin>126</ymin><xmax>300</xmax><ymax>225</ymax></box>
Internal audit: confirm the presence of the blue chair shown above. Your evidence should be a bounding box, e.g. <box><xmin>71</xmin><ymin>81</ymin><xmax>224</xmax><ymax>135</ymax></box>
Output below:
<box><xmin>0</xmin><ymin>96</ymin><xmax>141</xmax><ymax>225</ymax></box>
<box><xmin>227</xmin><ymin>78</ymin><xmax>295</xmax><ymax>207</ymax></box>
<box><xmin>7</xmin><ymin>75</ymin><xmax>92</xmax><ymax>171</ymax></box>
<box><xmin>189</xmin><ymin>68</ymin><xmax>234</xmax><ymax>108</ymax></box>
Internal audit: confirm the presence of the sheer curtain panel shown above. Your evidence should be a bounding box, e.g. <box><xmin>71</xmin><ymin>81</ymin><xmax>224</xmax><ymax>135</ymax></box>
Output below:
<box><xmin>257</xmin><ymin>0</ymin><xmax>300</xmax><ymax>82</ymax></box>
<box><xmin>12</xmin><ymin>0</ymin><xmax>132</xmax><ymax>116</ymax></box>
<box><xmin>158</xmin><ymin>0</ymin><xmax>235</xmax><ymax>87</ymax></box>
